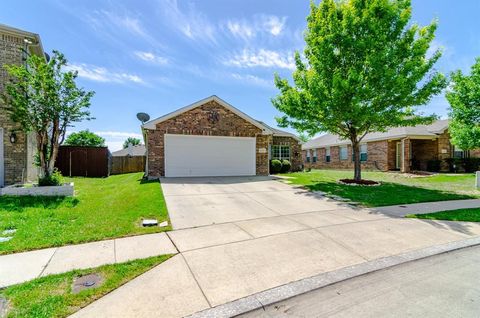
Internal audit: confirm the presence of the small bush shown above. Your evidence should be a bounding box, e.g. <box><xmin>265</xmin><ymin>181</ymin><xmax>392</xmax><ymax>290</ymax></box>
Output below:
<box><xmin>463</xmin><ymin>158</ymin><xmax>480</xmax><ymax>173</ymax></box>
<box><xmin>445</xmin><ymin>158</ymin><xmax>480</xmax><ymax>173</ymax></box>
<box><xmin>280</xmin><ymin>160</ymin><xmax>291</xmax><ymax>173</ymax></box>
<box><xmin>444</xmin><ymin>158</ymin><xmax>462</xmax><ymax>173</ymax></box>
<box><xmin>426</xmin><ymin>160</ymin><xmax>441</xmax><ymax>172</ymax></box>
<box><xmin>38</xmin><ymin>170</ymin><xmax>63</xmax><ymax>187</ymax></box>
<box><xmin>270</xmin><ymin>160</ymin><xmax>282</xmax><ymax>174</ymax></box>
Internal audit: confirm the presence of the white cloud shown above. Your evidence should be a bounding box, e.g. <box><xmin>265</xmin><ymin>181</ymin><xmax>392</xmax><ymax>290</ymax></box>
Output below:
<box><xmin>94</xmin><ymin>131</ymin><xmax>143</xmax><ymax>139</ymax></box>
<box><xmin>224</xmin><ymin>15</ymin><xmax>287</xmax><ymax>40</ymax></box>
<box><xmin>66</xmin><ymin>63</ymin><xmax>145</xmax><ymax>84</ymax></box>
<box><xmin>231</xmin><ymin>73</ymin><xmax>272</xmax><ymax>88</ymax></box>
<box><xmin>261</xmin><ymin>15</ymin><xmax>286</xmax><ymax>36</ymax></box>
<box><xmin>226</xmin><ymin>21</ymin><xmax>254</xmax><ymax>40</ymax></box>
<box><xmin>224</xmin><ymin>49</ymin><xmax>295</xmax><ymax>70</ymax></box>
<box><xmin>134</xmin><ymin>51</ymin><xmax>168</xmax><ymax>65</ymax></box>
<box><xmin>161</xmin><ymin>0</ymin><xmax>216</xmax><ymax>43</ymax></box>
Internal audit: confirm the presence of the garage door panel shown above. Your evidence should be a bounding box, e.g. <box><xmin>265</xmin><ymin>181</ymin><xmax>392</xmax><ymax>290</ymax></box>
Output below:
<box><xmin>165</xmin><ymin>135</ymin><xmax>256</xmax><ymax>177</ymax></box>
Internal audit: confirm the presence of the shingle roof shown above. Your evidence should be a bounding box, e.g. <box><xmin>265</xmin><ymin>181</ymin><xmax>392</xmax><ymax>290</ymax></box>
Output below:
<box><xmin>111</xmin><ymin>145</ymin><xmax>146</xmax><ymax>157</ymax></box>
<box><xmin>256</xmin><ymin>121</ymin><xmax>301</xmax><ymax>141</ymax></box>
<box><xmin>302</xmin><ymin>119</ymin><xmax>449</xmax><ymax>150</ymax></box>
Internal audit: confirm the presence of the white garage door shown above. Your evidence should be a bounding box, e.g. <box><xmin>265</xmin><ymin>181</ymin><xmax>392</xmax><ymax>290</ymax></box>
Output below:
<box><xmin>164</xmin><ymin>134</ymin><xmax>256</xmax><ymax>177</ymax></box>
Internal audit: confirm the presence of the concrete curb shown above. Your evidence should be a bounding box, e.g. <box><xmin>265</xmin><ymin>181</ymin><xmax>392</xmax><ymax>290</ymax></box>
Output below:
<box><xmin>186</xmin><ymin>236</ymin><xmax>480</xmax><ymax>318</ymax></box>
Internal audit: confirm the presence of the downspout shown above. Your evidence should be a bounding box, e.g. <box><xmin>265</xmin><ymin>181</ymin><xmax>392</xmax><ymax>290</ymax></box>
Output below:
<box><xmin>142</xmin><ymin>128</ymin><xmax>148</xmax><ymax>178</ymax></box>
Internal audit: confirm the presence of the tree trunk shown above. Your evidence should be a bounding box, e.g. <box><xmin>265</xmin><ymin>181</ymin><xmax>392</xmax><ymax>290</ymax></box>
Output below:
<box><xmin>352</xmin><ymin>141</ymin><xmax>361</xmax><ymax>181</ymax></box>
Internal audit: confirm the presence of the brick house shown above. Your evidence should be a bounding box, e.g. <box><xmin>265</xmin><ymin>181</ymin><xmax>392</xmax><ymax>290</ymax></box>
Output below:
<box><xmin>142</xmin><ymin>95</ymin><xmax>302</xmax><ymax>177</ymax></box>
<box><xmin>302</xmin><ymin>119</ymin><xmax>480</xmax><ymax>173</ymax></box>
<box><xmin>0</xmin><ymin>24</ymin><xmax>44</xmax><ymax>186</ymax></box>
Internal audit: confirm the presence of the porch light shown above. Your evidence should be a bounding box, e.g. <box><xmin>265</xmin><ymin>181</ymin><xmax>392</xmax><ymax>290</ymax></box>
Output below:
<box><xmin>9</xmin><ymin>131</ymin><xmax>17</xmax><ymax>143</ymax></box>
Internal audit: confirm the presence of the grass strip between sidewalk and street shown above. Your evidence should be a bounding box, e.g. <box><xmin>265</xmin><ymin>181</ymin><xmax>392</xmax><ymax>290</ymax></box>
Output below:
<box><xmin>407</xmin><ymin>208</ymin><xmax>480</xmax><ymax>222</ymax></box>
<box><xmin>0</xmin><ymin>254</ymin><xmax>172</xmax><ymax>318</ymax></box>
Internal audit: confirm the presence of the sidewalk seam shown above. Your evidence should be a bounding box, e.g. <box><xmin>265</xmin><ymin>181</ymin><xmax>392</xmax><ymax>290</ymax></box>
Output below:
<box><xmin>38</xmin><ymin>247</ymin><xmax>59</xmax><ymax>278</ymax></box>
<box><xmin>181</xmin><ymin>253</ymin><xmax>213</xmax><ymax>308</ymax></box>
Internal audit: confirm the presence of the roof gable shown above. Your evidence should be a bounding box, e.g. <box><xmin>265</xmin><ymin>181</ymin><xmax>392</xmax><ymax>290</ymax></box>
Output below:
<box><xmin>142</xmin><ymin>95</ymin><xmax>272</xmax><ymax>134</ymax></box>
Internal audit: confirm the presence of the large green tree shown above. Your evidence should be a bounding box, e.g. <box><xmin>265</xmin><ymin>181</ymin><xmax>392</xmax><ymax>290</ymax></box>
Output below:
<box><xmin>446</xmin><ymin>58</ymin><xmax>480</xmax><ymax>150</ymax></box>
<box><xmin>2</xmin><ymin>50</ymin><xmax>94</xmax><ymax>180</ymax></box>
<box><xmin>273</xmin><ymin>0</ymin><xmax>447</xmax><ymax>181</ymax></box>
<box><xmin>123</xmin><ymin>137</ymin><xmax>141</xmax><ymax>149</ymax></box>
<box><xmin>64</xmin><ymin>130</ymin><xmax>105</xmax><ymax>147</ymax></box>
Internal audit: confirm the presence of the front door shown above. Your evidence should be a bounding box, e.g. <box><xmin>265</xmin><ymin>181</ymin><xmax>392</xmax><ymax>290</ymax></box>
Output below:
<box><xmin>396</xmin><ymin>142</ymin><xmax>402</xmax><ymax>170</ymax></box>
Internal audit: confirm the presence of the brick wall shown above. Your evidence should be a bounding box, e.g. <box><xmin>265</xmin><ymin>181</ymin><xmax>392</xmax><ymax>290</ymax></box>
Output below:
<box><xmin>272</xmin><ymin>136</ymin><xmax>302</xmax><ymax>172</ymax></box>
<box><xmin>411</xmin><ymin>139</ymin><xmax>438</xmax><ymax>171</ymax></box>
<box><xmin>303</xmin><ymin>140</ymin><xmax>389</xmax><ymax>171</ymax></box>
<box><xmin>0</xmin><ymin>31</ymin><xmax>33</xmax><ymax>185</ymax></box>
<box><xmin>146</xmin><ymin>100</ymin><xmax>269</xmax><ymax>177</ymax></box>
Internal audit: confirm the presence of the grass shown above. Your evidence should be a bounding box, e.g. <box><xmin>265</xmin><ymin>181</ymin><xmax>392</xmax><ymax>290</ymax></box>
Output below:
<box><xmin>0</xmin><ymin>173</ymin><xmax>169</xmax><ymax>254</ymax></box>
<box><xmin>407</xmin><ymin>208</ymin><xmax>480</xmax><ymax>222</ymax></box>
<box><xmin>0</xmin><ymin>254</ymin><xmax>172</xmax><ymax>318</ymax></box>
<box><xmin>281</xmin><ymin>170</ymin><xmax>479</xmax><ymax>207</ymax></box>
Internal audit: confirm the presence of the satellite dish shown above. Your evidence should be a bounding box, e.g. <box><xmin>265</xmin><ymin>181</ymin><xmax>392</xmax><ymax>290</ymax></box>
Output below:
<box><xmin>137</xmin><ymin>112</ymin><xmax>150</xmax><ymax>123</ymax></box>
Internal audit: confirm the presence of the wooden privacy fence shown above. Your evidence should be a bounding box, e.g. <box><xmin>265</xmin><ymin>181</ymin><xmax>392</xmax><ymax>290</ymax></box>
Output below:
<box><xmin>111</xmin><ymin>156</ymin><xmax>145</xmax><ymax>175</ymax></box>
<box><xmin>55</xmin><ymin>146</ymin><xmax>110</xmax><ymax>177</ymax></box>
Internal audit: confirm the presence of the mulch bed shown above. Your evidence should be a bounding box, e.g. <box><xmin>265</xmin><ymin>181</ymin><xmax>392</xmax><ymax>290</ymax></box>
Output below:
<box><xmin>339</xmin><ymin>179</ymin><xmax>380</xmax><ymax>186</ymax></box>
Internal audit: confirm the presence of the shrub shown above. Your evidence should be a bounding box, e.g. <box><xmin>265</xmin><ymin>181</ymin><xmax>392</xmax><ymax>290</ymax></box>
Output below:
<box><xmin>280</xmin><ymin>160</ymin><xmax>292</xmax><ymax>173</ymax></box>
<box><xmin>426</xmin><ymin>160</ymin><xmax>441</xmax><ymax>172</ymax></box>
<box><xmin>270</xmin><ymin>160</ymin><xmax>282</xmax><ymax>174</ymax></box>
<box><xmin>445</xmin><ymin>157</ymin><xmax>480</xmax><ymax>173</ymax></box>
<box><xmin>38</xmin><ymin>169</ymin><xmax>63</xmax><ymax>187</ymax></box>
<box><xmin>463</xmin><ymin>158</ymin><xmax>480</xmax><ymax>173</ymax></box>
<box><xmin>444</xmin><ymin>158</ymin><xmax>462</xmax><ymax>173</ymax></box>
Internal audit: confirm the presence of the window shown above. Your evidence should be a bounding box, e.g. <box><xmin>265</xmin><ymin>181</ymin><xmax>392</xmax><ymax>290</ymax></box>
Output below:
<box><xmin>453</xmin><ymin>146</ymin><xmax>466</xmax><ymax>159</ymax></box>
<box><xmin>360</xmin><ymin>144</ymin><xmax>368</xmax><ymax>162</ymax></box>
<box><xmin>339</xmin><ymin>146</ymin><xmax>348</xmax><ymax>160</ymax></box>
<box><xmin>325</xmin><ymin>147</ymin><xmax>331</xmax><ymax>162</ymax></box>
<box><xmin>313</xmin><ymin>149</ymin><xmax>317</xmax><ymax>163</ymax></box>
<box><xmin>306</xmin><ymin>150</ymin><xmax>310</xmax><ymax>163</ymax></box>
<box><xmin>272</xmin><ymin>145</ymin><xmax>290</xmax><ymax>161</ymax></box>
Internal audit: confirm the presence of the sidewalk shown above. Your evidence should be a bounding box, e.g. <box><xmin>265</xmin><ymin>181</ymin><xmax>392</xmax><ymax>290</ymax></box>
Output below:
<box><xmin>373</xmin><ymin>199</ymin><xmax>480</xmax><ymax>217</ymax></box>
<box><xmin>0</xmin><ymin>232</ymin><xmax>177</xmax><ymax>288</ymax></box>
<box><xmin>70</xmin><ymin>208</ymin><xmax>480</xmax><ymax>318</ymax></box>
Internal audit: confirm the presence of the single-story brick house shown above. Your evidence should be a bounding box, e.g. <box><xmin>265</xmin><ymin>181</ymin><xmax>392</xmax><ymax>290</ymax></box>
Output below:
<box><xmin>142</xmin><ymin>95</ymin><xmax>302</xmax><ymax>178</ymax></box>
<box><xmin>0</xmin><ymin>24</ymin><xmax>44</xmax><ymax>186</ymax></box>
<box><xmin>302</xmin><ymin>119</ymin><xmax>480</xmax><ymax>173</ymax></box>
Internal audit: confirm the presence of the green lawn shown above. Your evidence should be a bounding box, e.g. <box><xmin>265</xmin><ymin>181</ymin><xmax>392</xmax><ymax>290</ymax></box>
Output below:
<box><xmin>407</xmin><ymin>208</ymin><xmax>480</xmax><ymax>222</ymax></box>
<box><xmin>1</xmin><ymin>254</ymin><xmax>172</xmax><ymax>318</ymax></box>
<box><xmin>281</xmin><ymin>170</ymin><xmax>479</xmax><ymax>207</ymax></box>
<box><xmin>0</xmin><ymin>173</ymin><xmax>169</xmax><ymax>254</ymax></box>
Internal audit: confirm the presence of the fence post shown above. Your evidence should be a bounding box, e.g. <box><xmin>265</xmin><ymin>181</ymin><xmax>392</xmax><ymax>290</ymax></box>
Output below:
<box><xmin>476</xmin><ymin>171</ymin><xmax>480</xmax><ymax>189</ymax></box>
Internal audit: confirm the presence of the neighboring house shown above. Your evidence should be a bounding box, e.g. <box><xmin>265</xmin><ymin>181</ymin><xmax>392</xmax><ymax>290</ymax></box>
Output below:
<box><xmin>302</xmin><ymin>119</ymin><xmax>480</xmax><ymax>173</ymax></box>
<box><xmin>0</xmin><ymin>24</ymin><xmax>44</xmax><ymax>186</ymax></box>
<box><xmin>111</xmin><ymin>145</ymin><xmax>146</xmax><ymax>157</ymax></box>
<box><xmin>111</xmin><ymin>145</ymin><xmax>146</xmax><ymax>175</ymax></box>
<box><xmin>142</xmin><ymin>95</ymin><xmax>302</xmax><ymax>178</ymax></box>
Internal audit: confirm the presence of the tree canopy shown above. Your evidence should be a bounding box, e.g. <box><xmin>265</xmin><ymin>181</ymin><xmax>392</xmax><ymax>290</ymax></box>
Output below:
<box><xmin>2</xmin><ymin>50</ymin><xmax>94</xmax><ymax>180</ymax></box>
<box><xmin>123</xmin><ymin>137</ymin><xmax>141</xmax><ymax>149</ymax></box>
<box><xmin>272</xmin><ymin>0</ymin><xmax>447</xmax><ymax>180</ymax></box>
<box><xmin>446</xmin><ymin>58</ymin><xmax>480</xmax><ymax>150</ymax></box>
<box><xmin>64</xmin><ymin>130</ymin><xmax>105</xmax><ymax>147</ymax></box>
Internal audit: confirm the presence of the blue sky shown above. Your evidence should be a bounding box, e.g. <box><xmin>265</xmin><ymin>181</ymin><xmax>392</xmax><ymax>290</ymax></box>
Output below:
<box><xmin>1</xmin><ymin>0</ymin><xmax>479</xmax><ymax>150</ymax></box>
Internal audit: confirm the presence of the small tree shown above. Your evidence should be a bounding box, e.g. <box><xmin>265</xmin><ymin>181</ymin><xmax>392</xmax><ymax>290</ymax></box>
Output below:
<box><xmin>2</xmin><ymin>50</ymin><xmax>94</xmax><ymax>180</ymax></box>
<box><xmin>123</xmin><ymin>137</ymin><xmax>141</xmax><ymax>149</ymax></box>
<box><xmin>64</xmin><ymin>130</ymin><xmax>105</xmax><ymax>147</ymax></box>
<box><xmin>446</xmin><ymin>58</ymin><xmax>480</xmax><ymax>150</ymax></box>
<box><xmin>272</xmin><ymin>0</ymin><xmax>447</xmax><ymax>181</ymax></box>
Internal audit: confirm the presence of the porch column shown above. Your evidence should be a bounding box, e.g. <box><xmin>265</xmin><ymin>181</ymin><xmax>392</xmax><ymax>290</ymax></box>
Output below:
<box><xmin>401</xmin><ymin>138</ymin><xmax>411</xmax><ymax>173</ymax></box>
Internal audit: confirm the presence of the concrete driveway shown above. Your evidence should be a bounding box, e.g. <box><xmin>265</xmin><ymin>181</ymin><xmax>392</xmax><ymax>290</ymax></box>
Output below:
<box><xmin>161</xmin><ymin>176</ymin><xmax>343</xmax><ymax>229</ymax></box>
<box><xmin>71</xmin><ymin>177</ymin><xmax>480</xmax><ymax>318</ymax></box>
